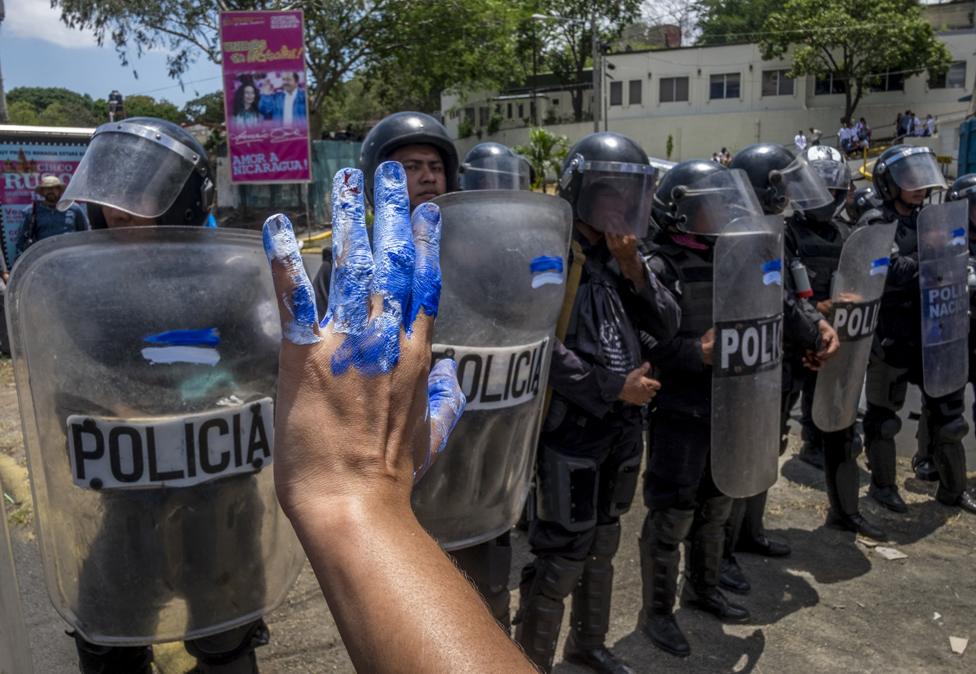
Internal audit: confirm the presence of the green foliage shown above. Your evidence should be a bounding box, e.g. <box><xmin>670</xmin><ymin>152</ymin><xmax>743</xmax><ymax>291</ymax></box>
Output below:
<box><xmin>487</xmin><ymin>112</ymin><xmax>503</xmax><ymax>135</ymax></box>
<box><xmin>457</xmin><ymin>117</ymin><xmax>474</xmax><ymax>139</ymax></box>
<box><xmin>123</xmin><ymin>95</ymin><xmax>185</xmax><ymax>123</ymax></box>
<box><xmin>318</xmin><ymin>78</ymin><xmax>389</xmax><ymax>137</ymax></box>
<box><xmin>694</xmin><ymin>0</ymin><xmax>780</xmax><ymax>45</ymax></box>
<box><xmin>5</xmin><ymin>86</ymin><xmax>187</xmax><ymax>127</ymax></box>
<box><xmin>759</xmin><ymin>0</ymin><xmax>953</xmax><ymax>120</ymax></box>
<box><xmin>514</xmin><ymin>127</ymin><xmax>569</xmax><ymax>189</ymax></box>
<box><xmin>183</xmin><ymin>91</ymin><xmax>225</xmax><ymax>125</ymax></box>
<box><xmin>6</xmin><ymin>101</ymin><xmax>39</xmax><ymax>126</ymax></box>
<box><xmin>666</xmin><ymin>134</ymin><xmax>674</xmax><ymax>160</ymax></box>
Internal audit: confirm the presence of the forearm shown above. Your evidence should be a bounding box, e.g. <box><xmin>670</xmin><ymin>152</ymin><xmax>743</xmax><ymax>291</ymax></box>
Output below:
<box><xmin>289</xmin><ymin>496</ymin><xmax>535</xmax><ymax>674</ymax></box>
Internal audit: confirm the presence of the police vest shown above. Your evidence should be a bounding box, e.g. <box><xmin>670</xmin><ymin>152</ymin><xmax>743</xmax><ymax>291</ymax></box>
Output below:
<box><xmin>654</xmin><ymin>244</ymin><xmax>713</xmax><ymax>338</ymax></box>
<box><xmin>788</xmin><ymin>217</ymin><xmax>846</xmax><ymax>301</ymax></box>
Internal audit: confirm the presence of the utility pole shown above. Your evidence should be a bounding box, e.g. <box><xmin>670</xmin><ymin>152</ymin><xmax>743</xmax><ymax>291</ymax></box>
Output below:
<box><xmin>0</xmin><ymin>0</ymin><xmax>8</xmax><ymax>124</ymax></box>
<box><xmin>591</xmin><ymin>7</ymin><xmax>599</xmax><ymax>132</ymax></box>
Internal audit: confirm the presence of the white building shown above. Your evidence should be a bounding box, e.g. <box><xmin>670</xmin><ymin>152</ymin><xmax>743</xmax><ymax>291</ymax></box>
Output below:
<box><xmin>441</xmin><ymin>6</ymin><xmax>975</xmax><ymax>169</ymax></box>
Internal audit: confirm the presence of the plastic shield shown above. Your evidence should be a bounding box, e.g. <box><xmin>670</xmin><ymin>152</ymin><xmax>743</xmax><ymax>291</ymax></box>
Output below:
<box><xmin>777</xmin><ymin>156</ymin><xmax>832</xmax><ymax>210</ymax></box>
<box><xmin>576</xmin><ymin>161</ymin><xmax>656</xmax><ymax>236</ymax></box>
<box><xmin>675</xmin><ymin>169</ymin><xmax>764</xmax><ymax>235</ymax></box>
<box><xmin>460</xmin><ymin>155</ymin><xmax>530</xmax><ymax>191</ymax></box>
<box><xmin>918</xmin><ymin>200</ymin><xmax>970</xmax><ymax>398</ymax></box>
<box><xmin>711</xmin><ymin>224</ymin><xmax>784</xmax><ymax>498</ymax></box>
<box><xmin>1</xmin><ymin>477</ymin><xmax>32</xmax><ymax>674</ymax></box>
<box><xmin>6</xmin><ymin>228</ymin><xmax>303</xmax><ymax>645</ymax></box>
<box><xmin>812</xmin><ymin>223</ymin><xmax>897</xmax><ymax>431</ymax></box>
<box><xmin>412</xmin><ymin>191</ymin><xmax>572</xmax><ymax>550</ymax></box>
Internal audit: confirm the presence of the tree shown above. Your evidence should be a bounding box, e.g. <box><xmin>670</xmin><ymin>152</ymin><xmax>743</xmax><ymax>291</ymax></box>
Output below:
<box><xmin>122</xmin><ymin>95</ymin><xmax>185</xmax><ymax>123</ymax></box>
<box><xmin>53</xmin><ymin>0</ymin><xmax>530</xmax><ymax>130</ymax></box>
<box><xmin>694</xmin><ymin>0</ymin><xmax>779</xmax><ymax>45</ymax></box>
<box><xmin>6</xmin><ymin>100</ymin><xmax>39</xmax><ymax>126</ymax></box>
<box><xmin>183</xmin><ymin>91</ymin><xmax>225</xmax><ymax>125</ymax></box>
<box><xmin>532</xmin><ymin>0</ymin><xmax>642</xmax><ymax>122</ymax></box>
<box><xmin>759</xmin><ymin>0</ymin><xmax>952</xmax><ymax>121</ymax></box>
<box><xmin>514</xmin><ymin>127</ymin><xmax>569</xmax><ymax>190</ymax></box>
<box><xmin>7</xmin><ymin>87</ymin><xmax>97</xmax><ymax>115</ymax></box>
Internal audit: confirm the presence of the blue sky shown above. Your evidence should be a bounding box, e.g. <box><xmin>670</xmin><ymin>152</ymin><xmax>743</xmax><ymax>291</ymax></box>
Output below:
<box><xmin>1</xmin><ymin>0</ymin><xmax>222</xmax><ymax>106</ymax></box>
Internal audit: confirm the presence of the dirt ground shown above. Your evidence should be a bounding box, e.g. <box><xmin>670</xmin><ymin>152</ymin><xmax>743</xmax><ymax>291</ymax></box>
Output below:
<box><xmin>2</xmin><ymin>356</ymin><xmax>974</xmax><ymax>673</ymax></box>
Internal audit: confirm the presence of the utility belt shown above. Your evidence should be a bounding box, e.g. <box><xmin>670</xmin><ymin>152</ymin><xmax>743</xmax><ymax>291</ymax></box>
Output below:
<box><xmin>543</xmin><ymin>392</ymin><xmax>642</xmax><ymax>435</ymax></box>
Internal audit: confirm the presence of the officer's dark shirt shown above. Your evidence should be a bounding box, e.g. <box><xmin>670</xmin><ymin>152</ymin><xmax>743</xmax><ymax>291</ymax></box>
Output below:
<box><xmin>873</xmin><ymin>204</ymin><xmax>922</xmax><ymax>357</ymax></box>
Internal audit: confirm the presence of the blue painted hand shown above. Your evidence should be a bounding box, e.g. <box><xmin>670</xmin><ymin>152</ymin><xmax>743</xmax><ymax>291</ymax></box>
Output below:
<box><xmin>262</xmin><ymin>162</ymin><xmax>465</xmax><ymax>506</ymax></box>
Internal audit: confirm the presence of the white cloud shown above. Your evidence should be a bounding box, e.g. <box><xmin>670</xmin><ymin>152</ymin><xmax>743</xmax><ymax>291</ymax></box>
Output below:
<box><xmin>4</xmin><ymin>0</ymin><xmax>100</xmax><ymax>49</ymax></box>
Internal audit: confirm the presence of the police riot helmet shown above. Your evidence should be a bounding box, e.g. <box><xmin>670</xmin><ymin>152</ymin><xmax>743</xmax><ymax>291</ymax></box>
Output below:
<box><xmin>730</xmin><ymin>143</ymin><xmax>831</xmax><ymax>215</ymax></box>
<box><xmin>459</xmin><ymin>142</ymin><xmax>530</xmax><ymax>191</ymax></box>
<box><xmin>847</xmin><ymin>185</ymin><xmax>882</xmax><ymax>223</ymax></box>
<box><xmin>358</xmin><ymin>111</ymin><xmax>459</xmax><ymax>204</ymax></box>
<box><xmin>946</xmin><ymin>173</ymin><xmax>976</xmax><ymax>203</ymax></box>
<box><xmin>872</xmin><ymin>145</ymin><xmax>946</xmax><ymax>204</ymax></box>
<box><xmin>558</xmin><ymin>132</ymin><xmax>657</xmax><ymax>236</ymax></box>
<box><xmin>59</xmin><ymin>117</ymin><xmax>214</xmax><ymax>229</ymax></box>
<box><xmin>800</xmin><ymin>145</ymin><xmax>851</xmax><ymax>222</ymax></box>
<box><xmin>651</xmin><ymin>159</ymin><xmax>762</xmax><ymax>235</ymax></box>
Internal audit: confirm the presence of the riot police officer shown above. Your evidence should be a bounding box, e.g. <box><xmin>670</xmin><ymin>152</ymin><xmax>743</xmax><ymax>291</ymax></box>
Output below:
<box><xmin>638</xmin><ymin>160</ymin><xmax>762</xmax><ymax>657</ymax></box>
<box><xmin>863</xmin><ymin>147</ymin><xmax>976</xmax><ymax>515</ymax></box>
<box><xmin>16</xmin><ymin>118</ymin><xmax>301</xmax><ymax>672</ymax></box>
<box><xmin>847</xmin><ymin>184</ymin><xmax>883</xmax><ymax>226</ymax></box>
<box><xmin>514</xmin><ymin>132</ymin><xmax>680</xmax><ymax>674</ymax></box>
<box><xmin>721</xmin><ymin>144</ymin><xmax>838</xmax><ymax>590</ymax></box>
<box><xmin>785</xmin><ymin>146</ymin><xmax>886</xmax><ymax>539</ymax></box>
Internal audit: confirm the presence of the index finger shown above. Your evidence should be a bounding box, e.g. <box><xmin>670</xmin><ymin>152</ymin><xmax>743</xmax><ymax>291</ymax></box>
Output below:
<box><xmin>372</xmin><ymin>161</ymin><xmax>416</xmax><ymax>322</ymax></box>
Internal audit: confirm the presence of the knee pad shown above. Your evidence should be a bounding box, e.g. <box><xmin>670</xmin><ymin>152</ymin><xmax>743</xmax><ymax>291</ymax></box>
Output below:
<box><xmin>936</xmin><ymin>398</ymin><xmax>967</xmax><ymax>421</ymax></box>
<box><xmin>698</xmin><ymin>495</ymin><xmax>733</xmax><ymax>527</ymax></box>
<box><xmin>533</xmin><ymin>556</ymin><xmax>585</xmax><ymax>600</ymax></box>
<box><xmin>606</xmin><ymin>452</ymin><xmax>642</xmax><ymax>517</ymax></box>
<box><xmin>589</xmin><ymin>523</ymin><xmax>621</xmax><ymax>560</ymax></box>
<box><xmin>879</xmin><ymin>417</ymin><xmax>902</xmax><ymax>440</ymax></box>
<box><xmin>935</xmin><ymin>417</ymin><xmax>968</xmax><ymax>443</ymax></box>
<box><xmin>536</xmin><ymin>446</ymin><xmax>598</xmax><ymax>533</ymax></box>
<box><xmin>185</xmin><ymin>620</ymin><xmax>269</xmax><ymax>669</ymax></box>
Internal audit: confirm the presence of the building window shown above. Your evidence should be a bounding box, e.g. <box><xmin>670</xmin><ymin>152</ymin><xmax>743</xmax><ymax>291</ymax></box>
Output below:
<box><xmin>479</xmin><ymin>107</ymin><xmax>488</xmax><ymax>126</ymax></box>
<box><xmin>868</xmin><ymin>71</ymin><xmax>905</xmax><ymax>92</ymax></box>
<box><xmin>709</xmin><ymin>73</ymin><xmax>740</xmax><ymax>100</ymax></box>
<box><xmin>814</xmin><ymin>74</ymin><xmax>847</xmax><ymax>95</ymax></box>
<box><xmin>659</xmin><ymin>77</ymin><xmax>689</xmax><ymax>103</ymax></box>
<box><xmin>628</xmin><ymin>79</ymin><xmax>642</xmax><ymax>105</ymax></box>
<box><xmin>609</xmin><ymin>81</ymin><xmax>623</xmax><ymax>106</ymax></box>
<box><xmin>929</xmin><ymin>61</ymin><xmax>967</xmax><ymax>89</ymax></box>
<box><xmin>507</xmin><ymin>103</ymin><xmax>512</xmax><ymax>118</ymax></box>
<box><xmin>761</xmin><ymin>69</ymin><xmax>794</xmax><ymax>96</ymax></box>
<box><xmin>552</xmin><ymin>98</ymin><xmax>559</xmax><ymax>105</ymax></box>
<box><xmin>518</xmin><ymin>103</ymin><xmax>524</xmax><ymax>118</ymax></box>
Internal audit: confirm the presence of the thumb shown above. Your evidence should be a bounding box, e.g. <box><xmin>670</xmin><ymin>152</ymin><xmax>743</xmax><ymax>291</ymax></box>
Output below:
<box><xmin>415</xmin><ymin>359</ymin><xmax>466</xmax><ymax>483</ymax></box>
<box><xmin>638</xmin><ymin>362</ymin><xmax>651</xmax><ymax>375</ymax></box>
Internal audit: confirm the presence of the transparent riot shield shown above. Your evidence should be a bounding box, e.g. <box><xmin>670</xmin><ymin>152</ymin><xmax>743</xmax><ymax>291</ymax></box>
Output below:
<box><xmin>6</xmin><ymin>227</ymin><xmax>304</xmax><ymax>645</ymax></box>
<box><xmin>1</xmin><ymin>477</ymin><xmax>32</xmax><ymax>674</ymax></box>
<box><xmin>412</xmin><ymin>191</ymin><xmax>572</xmax><ymax>550</ymax></box>
<box><xmin>918</xmin><ymin>200</ymin><xmax>970</xmax><ymax>398</ymax></box>
<box><xmin>711</xmin><ymin>223</ymin><xmax>784</xmax><ymax>498</ymax></box>
<box><xmin>812</xmin><ymin>223</ymin><xmax>897</xmax><ymax>431</ymax></box>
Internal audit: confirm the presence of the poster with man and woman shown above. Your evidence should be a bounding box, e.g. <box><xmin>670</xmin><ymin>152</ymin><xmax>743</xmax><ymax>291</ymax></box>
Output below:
<box><xmin>219</xmin><ymin>10</ymin><xmax>312</xmax><ymax>183</ymax></box>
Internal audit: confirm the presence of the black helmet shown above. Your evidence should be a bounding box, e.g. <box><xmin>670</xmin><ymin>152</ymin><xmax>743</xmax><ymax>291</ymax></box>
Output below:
<box><xmin>652</xmin><ymin>159</ymin><xmax>721</xmax><ymax>232</ymax></box>
<box><xmin>800</xmin><ymin>145</ymin><xmax>850</xmax><ymax>223</ymax></box>
<box><xmin>558</xmin><ymin>132</ymin><xmax>657</xmax><ymax>236</ymax></box>
<box><xmin>730</xmin><ymin>143</ymin><xmax>829</xmax><ymax>215</ymax></box>
<box><xmin>60</xmin><ymin>117</ymin><xmax>214</xmax><ymax>229</ymax></box>
<box><xmin>872</xmin><ymin>145</ymin><xmax>946</xmax><ymax>204</ymax></box>
<box><xmin>459</xmin><ymin>142</ymin><xmax>529</xmax><ymax>191</ymax></box>
<box><xmin>358</xmin><ymin>111</ymin><xmax>459</xmax><ymax>204</ymax></box>
<box><xmin>847</xmin><ymin>185</ymin><xmax>882</xmax><ymax>223</ymax></box>
<box><xmin>946</xmin><ymin>173</ymin><xmax>976</xmax><ymax>203</ymax></box>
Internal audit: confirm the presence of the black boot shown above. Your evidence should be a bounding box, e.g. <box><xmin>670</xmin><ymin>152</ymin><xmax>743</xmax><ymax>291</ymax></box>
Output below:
<box><xmin>869</xmin><ymin>484</ymin><xmax>908</xmax><ymax>513</ymax></box>
<box><xmin>930</xmin><ymin>415</ymin><xmax>969</xmax><ymax>508</ymax></box>
<box><xmin>864</xmin><ymin>408</ymin><xmax>903</xmax><ymax>511</ymax></box>
<box><xmin>568</xmin><ymin>524</ymin><xmax>627</xmax><ymax>670</ymax></box>
<box><xmin>955</xmin><ymin>490</ymin><xmax>976</xmax><ymax>514</ymax></box>
<box><xmin>185</xmin><ymin>620</ymin><xmax>269</xmax><ymax>674</ymax></box>
<box><xmin>686</xmin><ymin>495</ymin><xmax>749</xmax><ymax>622</ymax></box>
<box><xmin>514</xmin><ymin>556</ymin><xmax>584</xmax><ymax>672</ymax></box>
<box><xmin>74</xmin><ymin>633</ymin><xmax>153</xmax><ymax>674</ymax></box>
<box><xmin>798</xmin><ymin>440</ymin><xmax>825</xmax><ymax>469</ymax></box>
<box><xmin>735</xmin><ymin>492</ymin><xmax>790</xmax><ymax>557</ymax></box>
<box><xmin>638</xmin><ymin>509</ymin><xmax>694</xmax><ymax>657</ymax></box>
<box><xmin>719</xmin><ymin>556</ymin><xmax>750</xmax><ymax>595</ymax></box>
<box><xmin>823</xmin><ymin>430</ymin><xmax>885</xmax><ymax>540</ymax></box>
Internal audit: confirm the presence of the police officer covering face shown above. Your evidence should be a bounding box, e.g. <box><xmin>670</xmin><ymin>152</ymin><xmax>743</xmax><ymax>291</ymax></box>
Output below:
<box><xmin>10</xmin><ymin>118</ymin><xmax>303</xmax><ymax>673</ymax></box>
<box><xmin>785</xmin><ymin>145</ymin><xmax>887</xmax><ymax>540</ymax></box>
<box><xmin>514</xmin><ymin>132</ymin><xmax>679</xmax><ymax>674</ymax></box>
<box><xmin>863</xmin><ymin>147</ymin><xmax>976</xmax><ymax>515</ymax></box>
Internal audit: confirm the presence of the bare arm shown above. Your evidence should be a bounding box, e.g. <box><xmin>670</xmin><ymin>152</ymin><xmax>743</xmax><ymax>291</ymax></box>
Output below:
<box><xmin>262</xmin><ymin>162</ymin><xmax>535</xmax><ymax>674</ymax></box>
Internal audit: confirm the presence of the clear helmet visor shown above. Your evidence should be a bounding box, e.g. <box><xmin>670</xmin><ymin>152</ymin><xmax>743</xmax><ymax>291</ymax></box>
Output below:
<box><xmin>459</xmin><ymin>155</ymin><xmax>530</xmax><ymax>191</ymax></box>
<box><xmin>809</xmin><ymin>159</ymin><xmax>851</xmax><ymax>191</ymax></box>
<box><xmin>59</xmin><ymin>124</ymin><xmax>197</xmax><ymax>219</ymax></box>
<box><xmin>576</xmin><ymin>161</ymin><xmax>657</xmax><ymax>236</ymax></box>
<box><xmin>886</xmin><ymin>148</ymin><xmax>947</xmax><ymax>193</ymax></box>
<box><xmin>773</xmin><ymin>156</ymin><xmax>832</xmax><ymax>209</ymax></box>
<box><xmin>673</xmin><ymin>169</ymin><xmax>764</xmax><ymax>235</ymax></box>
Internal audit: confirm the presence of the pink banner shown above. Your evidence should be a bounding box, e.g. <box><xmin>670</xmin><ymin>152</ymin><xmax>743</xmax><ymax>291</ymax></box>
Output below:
<box><xmin>220</xmin><ymin>10</ymin><xmax>311</xmax><ymax>184</ymax></box>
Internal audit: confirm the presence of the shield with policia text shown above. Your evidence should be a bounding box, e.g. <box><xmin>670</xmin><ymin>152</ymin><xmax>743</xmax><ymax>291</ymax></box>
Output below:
<box><xmin>411</xmin><ymin>190</ymin><xmax>572</xmax><ymax>550</ymax></box>
<box><xmin>6</xmin><ymin>227</ymin><xmax>304</xmax><ymax>645</ymax></box>
<box><xmin>918</xmin><ymin>200</ymin><xmax>970</xmax><ymax>398</ymax></box>
<box><xmin>711</xmin><ymin>221</ymin><xmax>785</xmax><ymax>498</ymax></box>
<box><xmin>813</xmin><ymin>222</ymin><xmax>897</xmax><ymax>431</ymax></box>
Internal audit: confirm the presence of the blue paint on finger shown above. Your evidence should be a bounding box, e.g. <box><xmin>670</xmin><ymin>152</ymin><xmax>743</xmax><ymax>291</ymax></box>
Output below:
<box><xmin>325</xmin><ymin>168</ymin><xmax>373</xmax><ymax>333</ymax></box>
<box><xmin>330</xmin><ymin>313</ymin><xmax>401</xmax><ymax>376</ymax></box>
<box><xmin>263</xmin><ymin>213</ymin><xmax>321</xmax><ymax>345</ymax></box>
<box><xmin>144</xmin><ymin>328</ymin><xmax>220</xmax><ymax>347</ymax></box>
<box><xmin>372</xmin><ymin>161</ymin><xmax>416</xmax><ymax>322</ymax></box>
<box><xmin>415</xmin><ymin>358</ymin><xmax>466</xmax><ymax>481</ymax></box>
<box><xmin>407</xmin><ymin>202</ymin><xmax>442</xmax><ymax>332</ymax></box>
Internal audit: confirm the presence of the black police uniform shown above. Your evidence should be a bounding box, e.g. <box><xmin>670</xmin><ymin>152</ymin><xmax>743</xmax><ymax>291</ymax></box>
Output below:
<box><xmin>514</xmin><ymin>233</ymin><xmax>679</xmax><ymax>672</ymax></box>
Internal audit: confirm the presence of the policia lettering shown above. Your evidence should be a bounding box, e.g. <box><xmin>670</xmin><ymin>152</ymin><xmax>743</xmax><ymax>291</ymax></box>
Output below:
<box><xmin>68</xmin><ymin>399</ymin><xmax>274</xmax><ymax>489</ymax></box>
<box><xmin>433</xmin><ymin>339</ymin><xmax>548</xmax><ymax>411</ymax></box>
<box><xmin>715</xmin><ymin>316</ymin><xmax>783</xmax><ymax>376</ymax></box>
<box><xmin>923</xmin><ymin>283</ymin><xmax>968</xmax><ymax>324</ymax></box>
<box><xmin>831</xmin><ymin>299</ymin><xmax>882</xmax><ymax>342</ymax></box>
